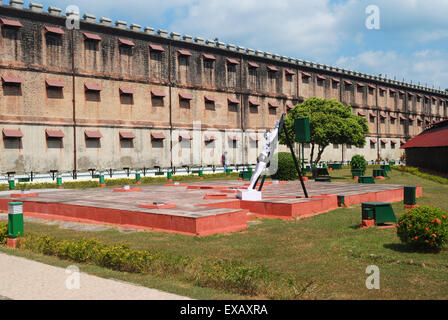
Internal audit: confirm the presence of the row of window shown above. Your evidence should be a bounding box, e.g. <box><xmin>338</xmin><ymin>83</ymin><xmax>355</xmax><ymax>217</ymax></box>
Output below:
<box><xmin>2</xmin><ymin>17</ymin><xmax>447</xmax><ymax>103</ymax></box>
<box><xmin>0</xmin><ymin>76</ymin><xmax>295</xmax><ymax>111</ymax></box>
<box><xmin>359</xmin><ymin>111</ymin><xmax>444</xmax><ymax>124</ymax></box>
<box><xmin>1</xmin><ymin>128</ymin><xmax>260</xmax><ymax>147</ymax></box>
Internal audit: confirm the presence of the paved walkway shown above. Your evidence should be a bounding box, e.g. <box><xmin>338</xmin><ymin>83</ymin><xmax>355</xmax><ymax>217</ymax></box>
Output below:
<box><xmin>0</xmin><ymin>253</ymin><xmax>190</xmax><ymax>300</ymax></box>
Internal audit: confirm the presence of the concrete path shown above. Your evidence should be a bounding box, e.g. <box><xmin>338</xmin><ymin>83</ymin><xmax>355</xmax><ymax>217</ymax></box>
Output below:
<box><xmin>0</xmin><ymin>253</ymin><xmax>191</xmax><ymax>300</ymax></box>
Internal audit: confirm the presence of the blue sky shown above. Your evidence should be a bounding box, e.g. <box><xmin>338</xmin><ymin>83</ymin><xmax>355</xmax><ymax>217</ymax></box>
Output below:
<box><xmin>14</xmin><ymin>0</ymin><xmax>448</xmax><ymax>90</ymax></box>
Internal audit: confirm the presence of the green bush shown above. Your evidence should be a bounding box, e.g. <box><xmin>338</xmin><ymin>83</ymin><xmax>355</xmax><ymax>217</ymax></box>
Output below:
<box><xmin>271</xmin><ymin>152</ymin><xmax>298</xmax><ymax>181</ymax></box>
<box><xmin>397</xmin><ymin>206</ymin><xmax>448</xmax><ymax>251</ymax></box>
<box><xmin>0</xmin><ymin>223</ymin><xmax>7</xmax><ymax>245</ymax></box>
<box><xmin>350</xmin><ymin>155</ymin><xmax>367</xmax><ymax>175</ymax></box>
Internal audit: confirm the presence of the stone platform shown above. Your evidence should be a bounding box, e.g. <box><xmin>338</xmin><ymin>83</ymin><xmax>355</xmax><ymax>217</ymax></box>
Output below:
<box><xmin>0</xmin><ymin>181</ymin><xmax>422</xmax><ymax>236</ymax></box>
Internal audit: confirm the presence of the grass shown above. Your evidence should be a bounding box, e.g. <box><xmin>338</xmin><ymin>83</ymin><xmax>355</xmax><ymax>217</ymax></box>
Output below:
<box><xmin>1</xmin><ymin>168</ymin><xmax>448</xmax><ymax>299</ymax></box>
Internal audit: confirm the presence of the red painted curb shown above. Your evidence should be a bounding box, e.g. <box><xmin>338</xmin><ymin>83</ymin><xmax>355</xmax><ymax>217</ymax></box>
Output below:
<box><xmin>113</xmin><ymin>188</ymin><xmax>143</xmax><ymax>193</ymax></box>
<box><xmin>139</xmin><ymin>203</ymin><xmax>177</xmax><ymax>210</ymax></box>
<box><xmin>204</xmin><ymin>193</ymin><xmax>234</xmax><ymax>200</ymax></box>
<box><xmin>11</xmin><ymin>193</ymin><xmax>39</xmax><ymax>198</ymax></box>
<box><xmin>360</xmin><ymin>219</ymin><xmax>376</xmax><ymax>229</ymax></box>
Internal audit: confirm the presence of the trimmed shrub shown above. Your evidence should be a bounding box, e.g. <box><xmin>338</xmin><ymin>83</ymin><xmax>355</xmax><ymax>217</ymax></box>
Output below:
<box><xmin>12</xmin><ymin>233</ymin><xmax>280</xmax><ymax>296</ymax></box>
<box><xmin>393</xmin><ymin>166</ymin><xmax>448</xmax><ymax>185</ymax></box>
<box><xmin>270</xmin><ymin>152</ymin><xmax>299</xmax><ymax>181</ymax></box>
<box><xmin>0</xmin><ymin>223</ymin><xmax>7</xmax><ymax>245</ymax></box>
<box><xmin>397</xmin><ymin>206</ymin><xmax>448</xmax><ymax>251</ymax></box>
<box><xmin>350</xmin><ymin>155</ymin><xmax>367</xmax><ymax>175</ymax></box>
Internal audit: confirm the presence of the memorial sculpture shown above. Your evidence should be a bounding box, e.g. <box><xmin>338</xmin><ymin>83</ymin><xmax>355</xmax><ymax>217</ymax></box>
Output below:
<box><xmin>237</xmin><ymin>113</ymin><xmax>309</xmax><ymax>201</ymax></box>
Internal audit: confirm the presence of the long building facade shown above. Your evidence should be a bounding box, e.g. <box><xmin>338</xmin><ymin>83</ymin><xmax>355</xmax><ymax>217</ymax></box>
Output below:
<box><xmin>1</xmin><ymin>1</ymin><xmax>448</xmax><ymax>175</ymax></box>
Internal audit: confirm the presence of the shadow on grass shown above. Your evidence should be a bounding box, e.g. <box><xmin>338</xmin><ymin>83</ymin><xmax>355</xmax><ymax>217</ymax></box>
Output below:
<box><xmin>384</xmin><ymin>243</ymin><xmax>442</xmax><ymax>254</ymax></box>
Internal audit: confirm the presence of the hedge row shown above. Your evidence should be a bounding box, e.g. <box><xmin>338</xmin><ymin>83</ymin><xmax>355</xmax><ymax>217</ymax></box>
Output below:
<box><xmin>393</xmin><ymin>166</ymin><xmax>448</xmax><ymax>184</ymax></box>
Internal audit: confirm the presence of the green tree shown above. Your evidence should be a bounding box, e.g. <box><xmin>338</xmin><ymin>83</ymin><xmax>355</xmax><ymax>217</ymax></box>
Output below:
<box><xmin>280</xmin><ymin>98</ymin><xmax>369</xmax><ymax>166</ymax></box>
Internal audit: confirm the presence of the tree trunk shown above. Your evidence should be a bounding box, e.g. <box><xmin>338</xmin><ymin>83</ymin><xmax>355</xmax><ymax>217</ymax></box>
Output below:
<box><xmin>310</xmin><ymin>144</ymin><xmax>315</xmax><ymax>167</ymax></box>
<box><xmin>315</xmin><ymin>146</ymin><xmax>326</xmax><ymax>164</ymax></box>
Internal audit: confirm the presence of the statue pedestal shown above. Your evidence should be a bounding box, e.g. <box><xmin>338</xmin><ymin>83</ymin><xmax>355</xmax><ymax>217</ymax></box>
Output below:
<box><xmin>237</xmin><ymin>189</ymin><xmax>262</xmax><ymax>201</ymax></box>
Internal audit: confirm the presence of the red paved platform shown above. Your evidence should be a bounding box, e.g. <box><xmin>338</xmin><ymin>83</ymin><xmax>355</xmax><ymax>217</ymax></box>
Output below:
<box><xmin>0</xmin><ymin>181</ymin><xmax>423</xmax><ymax>236</ymax></box>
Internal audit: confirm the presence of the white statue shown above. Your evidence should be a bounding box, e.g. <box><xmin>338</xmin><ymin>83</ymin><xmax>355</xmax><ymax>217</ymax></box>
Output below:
<box><xmin>237</xmin><ymin>120</ymin><xmax>280</xmax><ymax>201</ymax></box>
<box><xmin>248</xmin><ymin>121</ymin><xmax>280</xmax><ymax>190</ymax></box>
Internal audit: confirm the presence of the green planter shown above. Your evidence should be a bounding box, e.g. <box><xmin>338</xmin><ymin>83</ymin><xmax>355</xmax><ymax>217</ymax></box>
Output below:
<box><xmin>362</xmin><ymin>202</ymin><xmax>397</xmax><ymax>224</ymax></box>
<box><xmin>351</xmin><ymin>169</ymin><xmax>364</xmax><ymax>178</ymax></box>
<box><xmin>373</xmin><ymin>169</ymin><xmax>387</xmax><ymax>178</ymax></box>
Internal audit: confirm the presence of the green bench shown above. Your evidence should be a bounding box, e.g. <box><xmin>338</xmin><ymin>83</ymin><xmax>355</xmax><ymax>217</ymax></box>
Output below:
<box><xmin>315</xmin><ymin>177</ymin><xmax>331</xmax><ymax>182</ymax></box>
<box><xmin>380</xmin><ymin>165</ymin><xmax>392</xmax><ymax>172</ymax></box>
<box><xmin>358</xmin><ymin>176</ymin><xmax>375</xmax><ymax>184</ymax></box>
<box><xmin>362</xmin><ymin>202</ymin><xmax>397</xmax><ymax>224</ymax></box>
<box><xmin>315</xmin><ymin>168</ymin><xmax>330</xmax><ymax>176</ymax></box>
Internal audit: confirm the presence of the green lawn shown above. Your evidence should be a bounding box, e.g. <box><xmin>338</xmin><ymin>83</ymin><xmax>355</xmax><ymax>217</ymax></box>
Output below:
<box><xmin>2</xmin><ymin>168</ymin><xmax>447</xmax><ymax>300</ymax></box>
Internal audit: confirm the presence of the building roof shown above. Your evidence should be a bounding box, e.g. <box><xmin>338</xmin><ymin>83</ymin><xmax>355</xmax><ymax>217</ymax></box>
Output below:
<box><xmin>401</xmin><ymin>120</ymin><xmax>448</xmax><ymax>149</ymax></box>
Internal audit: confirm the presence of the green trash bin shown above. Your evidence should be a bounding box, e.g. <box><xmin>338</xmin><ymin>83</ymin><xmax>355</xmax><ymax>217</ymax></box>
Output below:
<box><xmin>99</xmin><ymin>173</ymin><xmax>105</xmax><ymax>185</ymax></box>
<box><xmin>404</xmin><ymin>186</ymin><xmax>416</xmax><ymax>205</ymax></box>
<box><xmin>8</xmin><ymin>202</ymin><xmax>24</xmax><ymax>239</ymax></box>
<box><xmin>199</xmin><ymin>170</ymin><xmax>204</xmax><ymax>178</ymax></box>
<box><xmin>8</xmin><ymin>176</ymin><xmax>15</xmax><ymax>191</ymax></box>
<box><xmin>226</xmin><ymin>169</ymin><xmax>232</xmax><ymax>176</ymax></box>
<box><xmin>57</xmin><ymin>174</ymin><xmax>63</xmax><ymax>188</ymax></box>
<box><xmin>167</xmin><ymin>171</ymin><xmax>172</xmax><ymax>180</ymax></box>
<box><xmin>359</xmin><ymin>176</ymin><xmax>375</xmax><ymax>184</ymax></box>
<box><xmin>337</xmin><ymin>195</ymin><xmax>345</xmax><ymax>207</ymax></box>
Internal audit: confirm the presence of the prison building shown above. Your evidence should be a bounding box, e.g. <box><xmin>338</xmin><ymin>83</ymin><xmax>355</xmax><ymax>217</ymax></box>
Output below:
<box><xmin>1</xmin><ymin>1</ymin><xmax>447</xmax><ymax>175</ymax></box>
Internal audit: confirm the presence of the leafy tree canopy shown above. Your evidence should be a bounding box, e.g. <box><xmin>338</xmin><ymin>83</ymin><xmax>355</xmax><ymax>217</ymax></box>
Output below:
<box><xmin>280</xmin><ymin>97</ymin><xmax>369</xmax><ymax>165</ymax></box>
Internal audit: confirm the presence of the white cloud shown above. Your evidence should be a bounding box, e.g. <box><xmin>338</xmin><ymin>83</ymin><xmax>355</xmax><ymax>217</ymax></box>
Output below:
<box><xmin>169</xmin><ymin>0</ymin><xmax>342</xmax><ymax>60</ymax></box>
